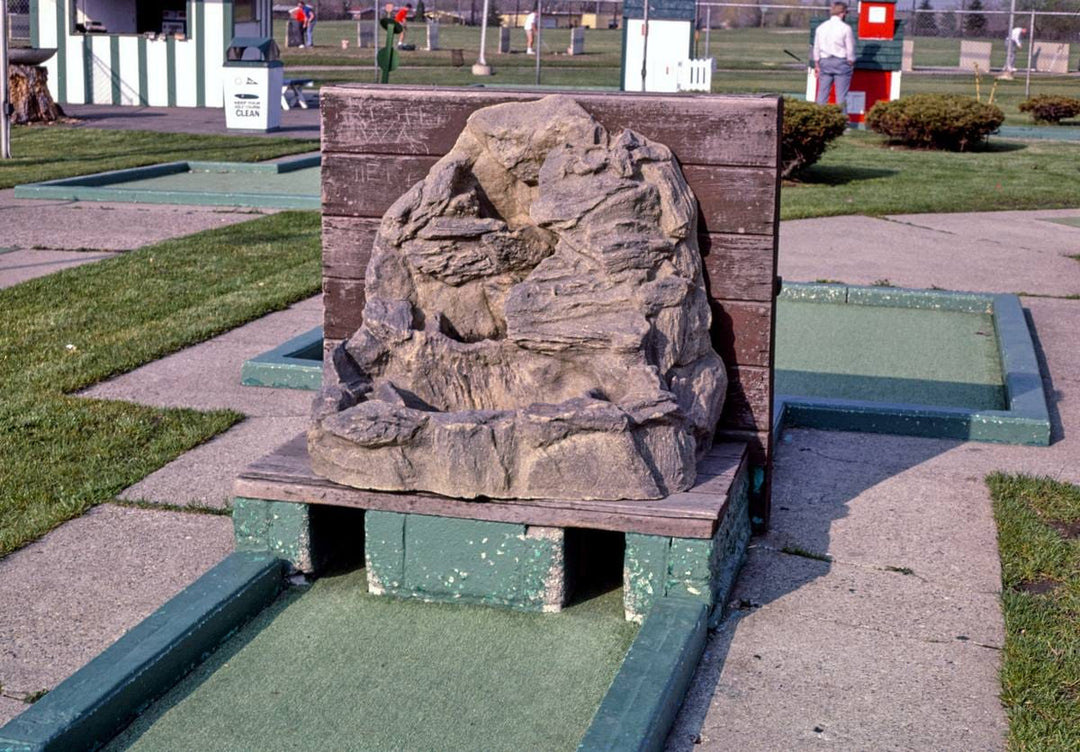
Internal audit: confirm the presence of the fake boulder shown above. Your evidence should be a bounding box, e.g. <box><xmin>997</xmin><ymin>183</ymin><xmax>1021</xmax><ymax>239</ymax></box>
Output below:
<box><xmin>310</xmin><ymin>96</ymin><xmax>727</xmax><ymax>500</ymax></box>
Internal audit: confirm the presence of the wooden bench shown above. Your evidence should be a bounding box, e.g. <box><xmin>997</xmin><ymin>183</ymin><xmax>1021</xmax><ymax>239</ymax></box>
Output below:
<box><xmin>281</xmin><ymin>78</ymin><xmax>314</xmax><ymax>110</ymax></box>
<box><xmin>235</xmin><ymin>435</ymin><xmax>750</xmax><ymax>621</ymax></box>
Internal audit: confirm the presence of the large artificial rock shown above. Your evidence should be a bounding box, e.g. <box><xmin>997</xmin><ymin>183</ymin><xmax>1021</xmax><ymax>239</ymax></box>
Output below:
<box><xmin>310</xmin><ymin>95</ymin><xmax>727</xmax><ymax>500</ymax></box>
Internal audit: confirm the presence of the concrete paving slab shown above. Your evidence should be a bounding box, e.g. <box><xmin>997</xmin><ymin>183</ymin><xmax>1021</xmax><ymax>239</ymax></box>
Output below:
<box><xmin>0</xmin><ymin>190</ymin><xmax>270</xmax><ymax>252</ymax></box>
<box><xmin>0</xmin><ymin>696</ymin><xmax>27</xmax><ymax>727</ymax></box>
<box><xmin>0</xmin><ymin>249</ymin><xmax>118</xmax><ymax>289</ymax></box>
<box><xmin>119</xmin><ymin>416</ymin><xmax>309</xmax><ymax>509</ymax></box>
<box><xmin>766</xmin><ymin>431</ymin><xmax>1005</xmax><ymax>593</ymax></box>
<box><xmin>668</xmin><ymin>607</ymin><xmax>1007</xmax><ymax>752</ymax></box>
<box><xmin>81</xmin><ymin>297</ymin><xmax>320</xmax><ymax>416</ymax></box>
<box><xmin>731</xmin><ymin>547</ymin><xmax>1003</xmax><ymax>646</ymax></box>
<box><xmin>80</xmin><ymin>296</ymin><xmax>320</xmax><ymax>507</ymax></box>
<box><xmin>62</xmin><ymin>104</ymin><xmax>321</xmax><ymax>140</ymax></box>
<box><xmin>0</xmin><ymin>504</ymin><xmax>233</xmax><ymax>698</ymax></box>
<box><xmin>676</xmin><ymin>214</ymin><xmax>1080</xmax><ymax>751</ymax></box>
<box><xmin>779</xmin><ymin>211</ymin><xmax>1080</xmax><ymax>297</ymax></box>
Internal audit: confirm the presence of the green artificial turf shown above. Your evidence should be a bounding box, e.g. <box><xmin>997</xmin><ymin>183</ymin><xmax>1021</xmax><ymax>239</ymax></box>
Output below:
<box><xmin>0</xmin><ymin>212</ymin><xmax>321</xmax><ymax>558</ymax></box>
<box><xmin>989</xmin><ymin>474</ymin><xmax>1080</xmax><ymax>751</ymax></box>
<box><xmin>105</xmin><ymin>569</ymin><xmax>637</xmax><ymax>752</ymax></box>
<box><xmin>96</xmin><ymin>166</ymin><xmax>322</xmax><ymax>198</ymax></box>
<box><xmin>775</xmin><ymin>300</ymin><xmax>1005</xmax><ymax>409</ymax></box>
<box><xmin>0</xmin><ymin>128</ymin><xmax>317</xmax><ymax>190</ymax></box>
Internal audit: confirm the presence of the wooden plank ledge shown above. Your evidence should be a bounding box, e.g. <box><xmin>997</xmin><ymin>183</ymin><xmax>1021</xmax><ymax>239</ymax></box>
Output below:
<box><xmin>234</xmin><ymin>435</ymin><xmax>748</xmax><ymax>539</ymax></box>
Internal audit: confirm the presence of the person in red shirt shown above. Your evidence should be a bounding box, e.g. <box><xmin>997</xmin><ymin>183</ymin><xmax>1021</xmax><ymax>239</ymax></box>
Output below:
<box><xmin>394</xmin><ymin>4</ymin><xmax>412</xmax><ymax>47</ymax></box>
<box><xmin>291</xmin><ymin>1</ymin><xmax>308</xmax><ymax>47</ymax></box>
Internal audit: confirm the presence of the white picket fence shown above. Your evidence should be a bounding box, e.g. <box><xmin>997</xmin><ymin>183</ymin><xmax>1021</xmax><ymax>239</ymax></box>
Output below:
<box><xmin>677</xmin><ymin>58</ymin><xmax>714</xmax><ymax>92</ymax></box>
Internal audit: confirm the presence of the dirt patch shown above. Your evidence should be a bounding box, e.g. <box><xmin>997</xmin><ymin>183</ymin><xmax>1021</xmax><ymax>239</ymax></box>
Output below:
<box><xmin>1048</xmin><ymin>519</ymin><xmax>1080</xmax><ymax>539</ymax></box>
<box><xmin>1016</xmin><ymin>578</ymin><xmax>1059</xmax><ymax>595</ymax></box>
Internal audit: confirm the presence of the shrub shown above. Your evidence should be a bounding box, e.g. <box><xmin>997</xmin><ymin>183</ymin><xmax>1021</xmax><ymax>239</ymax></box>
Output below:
<box><xmin>781</xmin><ymin>99</ymin><xmax>848</xmax><ymax>179</ymax></box>
<box><xmin>866</xmin><ymin>94</ymin><xmax>1004</xmax><ymax>151</ymax></box>
<box><xmin>1019</xmin><ymin>95</ymin><xmax>1080</xmax><ymax>124</ymax></box>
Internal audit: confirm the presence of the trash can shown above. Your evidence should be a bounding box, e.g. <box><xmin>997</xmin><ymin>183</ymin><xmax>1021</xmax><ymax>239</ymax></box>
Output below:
<box><xmin>222</xmin><ymin>37</ymin><xmax>283</xmax><ymax>131</ymax></box>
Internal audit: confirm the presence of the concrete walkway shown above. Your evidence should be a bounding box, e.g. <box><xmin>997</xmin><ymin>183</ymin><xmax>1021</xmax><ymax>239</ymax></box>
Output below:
<box><xmin>63</xmin><ymin>104</ymin><xmax>320</xmax><ymax>139</ymax></box>
<box><xmin>0</xmin><ymin>190</ymin><xmax>271</xmax><ymax>289</ymax></box>
<box><xmin>667</xmin><ymin>213</ymin><xmax>1080</xmax><ymax>751</ymax></box>
<box><xmin>1</xmin><ymin>190</ymin><xmax>1079</xmax><ymax>745</ymax></box>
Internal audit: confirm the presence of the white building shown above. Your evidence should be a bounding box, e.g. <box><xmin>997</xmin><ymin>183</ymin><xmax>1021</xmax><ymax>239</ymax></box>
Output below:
<box><xmin>31</xmin><ymin>0</ymin><xmax>274</xmax><ymax>107</ymax></box>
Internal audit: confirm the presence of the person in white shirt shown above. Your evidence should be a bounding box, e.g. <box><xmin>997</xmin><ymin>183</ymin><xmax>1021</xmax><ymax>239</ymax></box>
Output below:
<box><xmin>1002</xmin><ymin>26</ymin><xmax>1026</xmax><ymax>78</ymax></box>
<box><xmin>524</xmin><ymin>10</ymin><xmax>537</xmax><ymax>55</ymax></box>
<box><xmin>813</xmin><ymin>2</ymin><xmax>857</xmax><ymax>114</ymax></box>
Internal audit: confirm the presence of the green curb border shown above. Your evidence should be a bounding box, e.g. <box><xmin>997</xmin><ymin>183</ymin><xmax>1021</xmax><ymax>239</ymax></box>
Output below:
<box><xmin>11</xmin><ymin>155</ymin><xmax>321</xmax><ymax>210</ymax></box>
<box><xmin>578</xmin><ymin>597</ymin><xmax>708</xmax><ymax>752</ymax></box>
<box><xmin>240</xmin><ymin>326</ymin><xmax>323</xmax><ymax>390</ymax></box>
<box><xmin>0</xmin><ymin>553</ymin><xmax>284</xmax><ymax>752</ymax></box>
<box><xmin>775</xmin><ymin>283</ymin><xmax>1052</xmax><ymax>446</ymax></box>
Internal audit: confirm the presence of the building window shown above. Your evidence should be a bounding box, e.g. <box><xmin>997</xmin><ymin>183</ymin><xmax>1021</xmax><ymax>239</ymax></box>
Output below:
<box><xmin>71</xmin><ymin>0</ymin><xmax>188</xmax><ymax>36</ymax></box>
<box><xmin>234</xmin><ymin>0</ymin><xmax>255</xmax><ymax>24</ymax></box>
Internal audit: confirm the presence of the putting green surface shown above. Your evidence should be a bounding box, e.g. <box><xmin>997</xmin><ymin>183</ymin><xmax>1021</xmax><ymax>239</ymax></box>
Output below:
<box><xmin>776</xmin><ymin>301</ymin><xmax>1006</xmax><ymax>410</ymax></box>
<box><xmin>110</xmin><ymin>166</ymin><xmax>321</xmax><ymax>198</ymax></box>
<box><xmin>105</xmin><ymin>569</ymin><xmax>636</xmax><ymax>752</ymax></box>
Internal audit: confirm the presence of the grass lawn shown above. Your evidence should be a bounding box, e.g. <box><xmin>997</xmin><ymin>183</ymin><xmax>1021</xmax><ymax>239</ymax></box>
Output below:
<box><xmin>0</xmin><ymin>212</ymin><xmax>322</xmax><ymax>558</ymax></box>
<box><xmin>781</xmin><ymin>132</ymin><xmax>1080</xmax><ymax>219</ymax></box>
<box><xmin>0</xmin><ymin>128</ymin><xmax>318</xmax><ymax>190</ymax></box>
<box><xmin>989</xmin><ymin>474</ymin><xmax>1080</xmax><ymax>751</ymax></box>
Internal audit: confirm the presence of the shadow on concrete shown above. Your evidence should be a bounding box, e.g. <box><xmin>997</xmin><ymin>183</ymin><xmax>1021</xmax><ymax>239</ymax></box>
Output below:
<box><xmin>666</xmin><ymin>428</ymin><xmax>963</xmax><ymax>750</ymax></box>
<box><xmin>1025</xmin><ymin>307</ymin><xmax>1066</xmax><ymax>443</ymax></box>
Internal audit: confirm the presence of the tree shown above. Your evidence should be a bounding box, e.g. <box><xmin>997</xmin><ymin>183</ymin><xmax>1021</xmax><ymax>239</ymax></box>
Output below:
<box><xmin>965</xmin><ymin>0</ymin><xmax>987</xmax><ymax>36</ymax></box>
<box><xmin>415</xmin><ymin>0</ymin><xmax>426</xmax><ymax>22</ymax></box>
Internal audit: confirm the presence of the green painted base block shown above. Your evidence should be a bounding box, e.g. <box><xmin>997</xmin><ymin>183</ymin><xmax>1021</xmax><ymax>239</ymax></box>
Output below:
<box><xmin>102</xmin><ymin>569</ymin><xmax>637</xmax><ymax>752</ymax></box>
<box><xmin>366</xmin><ymin>511</ymin><xmax>566</xmax><ymax>612</ymax></box>
<box><xmin>624</xmin><ymin>464</ymin><xmax>751</xmax><ymax>626</ymax></box>
<box><xmin>233</xmin><ymin>497</ymin><xmax>363</xmax><ymax>574</ymax></box>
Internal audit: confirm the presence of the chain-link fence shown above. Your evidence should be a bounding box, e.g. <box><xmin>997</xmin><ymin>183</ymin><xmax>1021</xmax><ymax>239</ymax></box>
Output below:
<box><xmin>686</xmin><ymin>2</ymin><xmax>1079</xmax><ymax>72</ymax></box>
<box><xmin>7</xmin><ymin>0</ymin><xmax>32</xmax><ymax>42</ymax></box>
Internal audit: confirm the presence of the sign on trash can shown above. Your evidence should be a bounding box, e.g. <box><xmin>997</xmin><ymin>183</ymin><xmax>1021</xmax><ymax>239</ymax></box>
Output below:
<box><xmin>222</xmin><ymin>37</ymin><xmax>284</xmax><ymax>131</ymax></box>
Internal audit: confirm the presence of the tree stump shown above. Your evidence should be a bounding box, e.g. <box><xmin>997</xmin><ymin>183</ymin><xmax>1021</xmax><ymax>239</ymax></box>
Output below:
<box><xmin>8</xmin><ymin>65</ymin><xmax>64</xmax><ymax>124</ymax></box>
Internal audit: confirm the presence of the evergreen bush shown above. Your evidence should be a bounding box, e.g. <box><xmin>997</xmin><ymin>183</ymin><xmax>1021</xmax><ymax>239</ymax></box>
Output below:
<box><xmin>866</xmin><ymin>94</ymin><xmax>1004</xmax><ymax>150</ymax></box>
<box><xmin>781</xmin><ymin>99</ymin><xmax>848</xmax><ymax>179</ymax></box>
<box><xmin>1019</xmin><ymin>95</ymin><xmax>1080</xmax><ymax>124</ymax></box>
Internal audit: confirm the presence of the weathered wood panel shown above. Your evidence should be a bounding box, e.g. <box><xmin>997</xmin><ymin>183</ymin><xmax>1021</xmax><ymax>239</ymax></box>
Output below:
<box><xmin>321</xmin><ymin>85</ymin><xmax>781</xmax><ymax>168</ymax></box>
<box><xmin>709</xmin><ymin>300</ymin><xmax>772</xmax><ymax>368</ymax></box>
<box><xmin>323</xmin><ymin>154</ymin><xmax>776</xmax><ymax>237</ymax></box>
<box><xmin>321</xmin><ymin>154</ymin><xmax>438</xmax><ymax>218</ymax></box>
<box><xmin>683</xmin><ymin>165</ymin><xmax>777</xmax><ymax>237</ymax></box>
<box><xmin>721</xmin><ymin>365</ymin><xmax>771</xmax><ymax>432</ymax></box>
<box><xmin>323</xmin><ymin>215</ymin><xmax>776</xmax><ymax>303</ymax></box>
<box><xmin>234</xmin><ymin>434</ymin><xmax>748</xmax><ymax>539</ymax></box>
<box><xmin>323</xmin><ymin>277</ymin><xmax>366</xmax><ymax>340</ymax></box>
<box><xmin>700</xmin><ymin>232</ymin><xmax>776</xmax><ymax>302</ymax></box>
<box><xmin>322</xmin><ymin>216</ymin><xmax>378</xmax><ymax>280</ymax></box>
